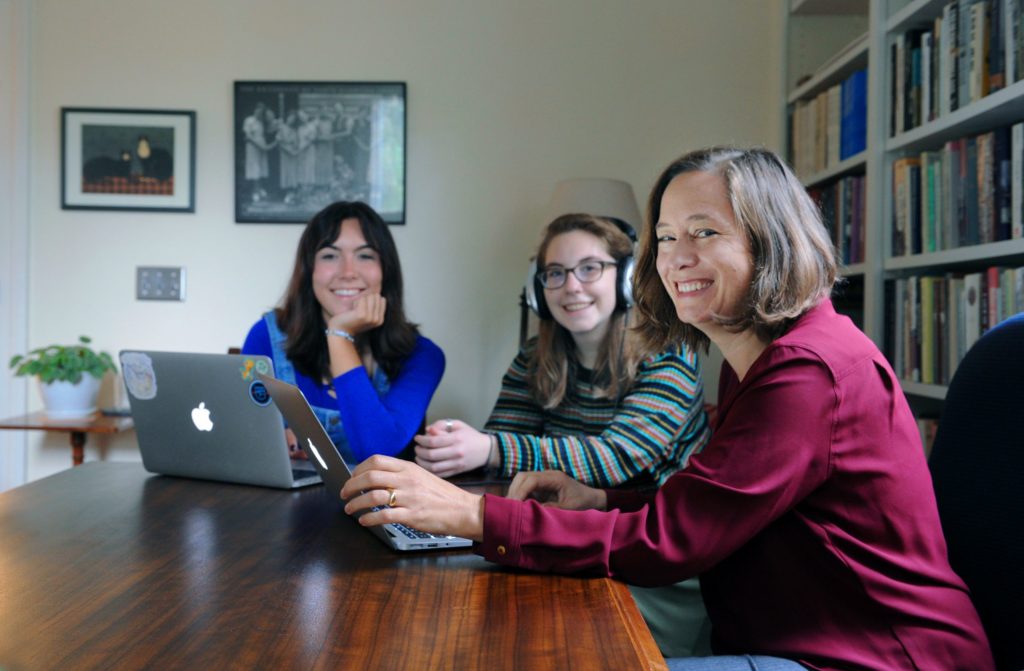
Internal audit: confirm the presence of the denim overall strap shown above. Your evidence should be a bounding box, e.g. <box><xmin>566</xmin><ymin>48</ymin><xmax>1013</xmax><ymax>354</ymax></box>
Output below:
<box><xmin>263</xmin><ymin>312</ymin><xmax>350</xmax><ymax>456</ymax></box>
<box><xmin>263</xmin><ymin>311</ymin><xmax>297</xmax><ymax>385</ymax></box>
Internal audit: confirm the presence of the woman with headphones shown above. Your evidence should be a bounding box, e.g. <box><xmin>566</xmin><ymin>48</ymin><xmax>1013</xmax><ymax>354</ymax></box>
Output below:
<box><xmin>414</xmin><ymin>212</ymin><xmax>711</xmax><ymax>488</ymax></box>
<box><xmin>415</xmin><ymin>212</ymin><xmax>713</xmax><ymax>657</ymax></box>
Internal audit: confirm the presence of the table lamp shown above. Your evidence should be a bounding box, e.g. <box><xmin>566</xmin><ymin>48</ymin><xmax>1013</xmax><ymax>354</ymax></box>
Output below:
<box><xmin>543</xmin><ymin>177</ymin><xmax>643</xmax><ymax>234</ymax></box>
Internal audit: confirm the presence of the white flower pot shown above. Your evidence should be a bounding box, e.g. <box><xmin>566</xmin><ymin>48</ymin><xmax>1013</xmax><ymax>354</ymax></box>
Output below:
<box><xmin>39</xmin><ymin>376</ymin><xmax>102</xmax><ymax>419</ymax></box>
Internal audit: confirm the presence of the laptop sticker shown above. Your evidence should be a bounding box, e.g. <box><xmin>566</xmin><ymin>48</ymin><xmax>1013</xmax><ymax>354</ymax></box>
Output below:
<box><xmin>249</xmin><ymin>380</ymin><xmax>271</xmax><ymax>406</ymax></box>
<box><xmin>239</xmin><ymin>357</ymin><xmax>271</xmax><ymax>381</ymax></box>
<box><xmin>122</xmin><ymin>352</ymin><xmax>157</xmax><ymax>400</ymax></box>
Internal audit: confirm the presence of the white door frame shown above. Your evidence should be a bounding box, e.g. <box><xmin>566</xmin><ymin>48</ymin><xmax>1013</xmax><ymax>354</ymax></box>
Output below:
<box><xmin>0</xmin><ymin>0</ymin><xmax>31</xmax><ymax>490</ymax></box>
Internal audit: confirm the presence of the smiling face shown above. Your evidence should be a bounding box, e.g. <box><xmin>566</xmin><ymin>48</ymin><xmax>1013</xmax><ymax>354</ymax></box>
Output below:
<box><xmin>655</xmin><ymin>170</ymin><xmax>754</xmax><ymax>339</ymax></box>
<box><xmin>541</xmin><ymin>230</ymin><xmax>619</xmax><ymax>347</ymax></box>
<box><xmin>311</xmin><ymin>217</ymin><xmax>383</xmax><ymax>320</ymax></box>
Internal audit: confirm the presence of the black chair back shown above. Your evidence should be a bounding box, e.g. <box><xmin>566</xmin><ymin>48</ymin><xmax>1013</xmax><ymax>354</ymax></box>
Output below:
<box><xmin>929</xmin><ymin>312</ymin><xmax>1024</xmax><ymax>671</ymax></box>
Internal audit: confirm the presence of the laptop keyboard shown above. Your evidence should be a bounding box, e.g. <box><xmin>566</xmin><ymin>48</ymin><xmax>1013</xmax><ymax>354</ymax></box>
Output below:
<box><xmin>390</xmin><ymin>523</ymin><xmax>460</xmax><ymax>541</ymax></box>
<box><xmin>368</xmin><ymin>505</ymin><xmax>459</xmax><ymax>540</ymax></box>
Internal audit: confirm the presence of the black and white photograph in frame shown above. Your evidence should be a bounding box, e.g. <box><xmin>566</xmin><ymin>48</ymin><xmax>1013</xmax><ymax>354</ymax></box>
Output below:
<box><xmin>234</xmin><ymin>81</ymin><xmax>406</xmax><ymax>224</ymax></box>
<box><xmin>61</xmin><ymin>107</ymin><xmax>196</xmax><ymax>212</ymax></box>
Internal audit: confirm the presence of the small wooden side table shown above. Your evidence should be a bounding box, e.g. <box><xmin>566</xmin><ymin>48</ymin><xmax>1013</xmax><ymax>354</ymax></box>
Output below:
<box><xmin>0</xmin><ymin>412</ymin><xmax>134</xmax><ymax>466</ymax></box>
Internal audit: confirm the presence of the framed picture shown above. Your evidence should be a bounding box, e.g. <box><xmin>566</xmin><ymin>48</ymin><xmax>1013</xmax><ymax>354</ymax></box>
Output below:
<box><xmin>61</xmin><ymin>107</ymin><xmax>196</xmax><ymax>212</ymax></box>
<box><xmin>234</xmin><ymin>81</ymin><xmax>406</xmax><ymax>225</ymax></box>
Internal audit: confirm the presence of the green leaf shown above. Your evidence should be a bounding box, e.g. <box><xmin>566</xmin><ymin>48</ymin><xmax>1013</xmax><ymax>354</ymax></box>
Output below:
<box><xmin>7</xmin><ymin>336</ymin><xmax>116</xmax><ymax>382</ymax></box>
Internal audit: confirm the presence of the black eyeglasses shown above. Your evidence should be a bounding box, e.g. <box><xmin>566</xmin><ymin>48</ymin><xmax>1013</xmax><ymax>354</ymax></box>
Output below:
<box><xmin>537</xmin><ymin>261</ymin><xmax>617</xmax><ymax>289</ymax></box>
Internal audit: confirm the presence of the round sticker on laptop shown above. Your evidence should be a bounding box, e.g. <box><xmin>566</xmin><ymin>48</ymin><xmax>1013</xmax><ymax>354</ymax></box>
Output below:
<box><xmin>249</xmin><ymin>380</ymin><xmax>271</xmax><ymax>407</ymax></box>
<box><xmin>121</xmin><ymin>352</ymin><xmax>157</xmax><ymax>400</ymax></box>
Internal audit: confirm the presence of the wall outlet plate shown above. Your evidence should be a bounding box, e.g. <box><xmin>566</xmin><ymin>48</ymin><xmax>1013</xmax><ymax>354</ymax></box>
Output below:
<box><xmin>136</xmin><ymin>266</ymin><xmax>186</xmax><ymax>301</ymax></box>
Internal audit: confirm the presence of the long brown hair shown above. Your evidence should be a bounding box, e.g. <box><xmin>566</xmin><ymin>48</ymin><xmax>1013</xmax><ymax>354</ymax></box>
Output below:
<box><xmin>530</xmin><ymin>213</ymin><xmax>650</xmax><ymax>408</ymax></box>
<box><xmin>277</xmin><ymin>201</ymin><xmax>419</xmax><ymax>381</ymax></box>
<box><xmin>634</xmin><ymin>146</ymin><xmax>837</xmax><ymax>353</ymax></box>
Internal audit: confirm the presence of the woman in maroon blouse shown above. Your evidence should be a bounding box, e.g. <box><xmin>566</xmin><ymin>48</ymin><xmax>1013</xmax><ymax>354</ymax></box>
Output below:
<box><xmin>341</xmin><ymin>147</ymin><xmax>993</xmax><ymax>671</ymax></box>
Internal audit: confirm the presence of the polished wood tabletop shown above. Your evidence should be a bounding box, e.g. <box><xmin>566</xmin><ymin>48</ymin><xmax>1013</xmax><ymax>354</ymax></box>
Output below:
<box><xmin>0</xmin><ymin>462</ymin><xmax>666</xmax><ymax>670</ymax></box>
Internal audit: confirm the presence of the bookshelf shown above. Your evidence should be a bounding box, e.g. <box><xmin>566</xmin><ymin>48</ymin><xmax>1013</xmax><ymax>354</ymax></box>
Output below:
<box><xmin>784</xmin><ymin>1</ymin><xmax>872</xmax><ymax>332</ymax></box>
<box><xmin>785</xmin><ymin>0</ymin><xmax>1024</xmax><ymax>415</ymax></box>
<box><xmin>880</xmin><ymin>0</ymin><xmax>1024</xmax><ymax>403</ymax></box>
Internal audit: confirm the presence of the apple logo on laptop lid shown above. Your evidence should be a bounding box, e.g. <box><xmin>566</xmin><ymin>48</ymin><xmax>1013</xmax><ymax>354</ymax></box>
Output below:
<box><xmin>191</xmin><ymin>402</ymin><xmax>214</xmax><ymax>432</ymax></box>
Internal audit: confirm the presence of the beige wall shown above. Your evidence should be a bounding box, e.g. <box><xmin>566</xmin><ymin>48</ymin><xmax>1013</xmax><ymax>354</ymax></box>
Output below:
<box><xmin>17</xmin><ymin>0</ymin><xmax>783</xmax><ymax>481</ymax></box>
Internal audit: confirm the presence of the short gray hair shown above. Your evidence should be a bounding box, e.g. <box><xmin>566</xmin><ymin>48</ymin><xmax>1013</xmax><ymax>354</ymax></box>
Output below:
<box><xmin>634</xmin><ymin>146</ymin><xmax>837</xmax><ymax>352</ymax></box>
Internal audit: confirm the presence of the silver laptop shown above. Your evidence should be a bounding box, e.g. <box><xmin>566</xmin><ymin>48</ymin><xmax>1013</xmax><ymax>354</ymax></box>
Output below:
<box><xmin>257</xmin><ymin>373</ymin><xmax>473</xmax><ymax>551</ymax></box>
<box><xmin>119</xmin><ymin>350</ymin><xmax>321</xmax><ymax>489</ymax></box>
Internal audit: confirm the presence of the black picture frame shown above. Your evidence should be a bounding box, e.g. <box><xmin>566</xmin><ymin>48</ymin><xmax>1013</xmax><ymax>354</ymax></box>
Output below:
<box><xmin>61</xmin><ymin>107</ymin><xmax>196</xmax><ymax>213</ymax></box>
<box><xmin>233</xmin><ymin>81</ymin><xmax>406</xmax><ymax>225</ymax></box>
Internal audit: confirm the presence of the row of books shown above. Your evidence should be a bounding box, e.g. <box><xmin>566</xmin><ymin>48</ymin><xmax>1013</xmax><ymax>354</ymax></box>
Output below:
<box><xmin>891</xmin><ymin>0</ymin><xmax>1024</xmax><ymax>136</ymax></box>
<box><xmin>884</xmin><ymin>265</ymin><xmax>1024</xmax><ymax>385</ymax></box>
<box><xmin>890</xmin><ymin>121</ymin><xmax>1024</xmax><ymax>257</ymax></box>
<box><xmin>808</xmin><ymin>174</ymin><xmax>867</xmax><ymax>264</ymax></box>
<box><xmin>789</xmin><ymin>68</ymin><xmax>867</xmax><ymax>179</ymax></box>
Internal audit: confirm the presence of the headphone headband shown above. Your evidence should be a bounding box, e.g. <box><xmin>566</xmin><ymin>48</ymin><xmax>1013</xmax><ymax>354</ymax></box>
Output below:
<box><xmin>525</xmin><ymin>218</ymin><xmax>637</xmax><ymax>319</ymax></box>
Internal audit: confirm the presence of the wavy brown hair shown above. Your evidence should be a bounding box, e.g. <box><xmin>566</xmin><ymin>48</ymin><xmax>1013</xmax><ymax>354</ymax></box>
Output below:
<box><xmin>277</xmin><ymin>201</ymin><xmax>419</xmax><ymax>381</ymax></box>
<box><xmin>530</xmin><ymin>213</ymin><xmax>650</xmax><ymax>409</ymax></box>
<box><xmin>634</xmin><ymin>147</ymin><xmax>837</xmax><ymax>353</ymax></box>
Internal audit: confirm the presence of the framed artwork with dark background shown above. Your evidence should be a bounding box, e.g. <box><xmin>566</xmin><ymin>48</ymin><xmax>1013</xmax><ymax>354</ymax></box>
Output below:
<box><xmin>234</xmin><ymin>81</ymin><xmax>406</xmax><ymax>225</ymax></box>
<box><xmin>61</xmin><ymin>107</ymin><xmax>196</xmax><ymax>212</ymax></box>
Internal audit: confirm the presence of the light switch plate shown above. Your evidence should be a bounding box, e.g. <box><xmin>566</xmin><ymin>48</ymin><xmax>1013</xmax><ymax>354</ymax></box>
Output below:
<box><xmin>136</xmin><ymin>266</ymin><xmax>186</xmax><ymax>301</ymax></box>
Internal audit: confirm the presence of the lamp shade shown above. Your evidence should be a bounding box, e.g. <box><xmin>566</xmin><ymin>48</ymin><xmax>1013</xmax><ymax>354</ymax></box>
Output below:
<box><xmin>543</xmin><ymin>178</ymin><xmax>643</xmax><ymax>235</ymax></box>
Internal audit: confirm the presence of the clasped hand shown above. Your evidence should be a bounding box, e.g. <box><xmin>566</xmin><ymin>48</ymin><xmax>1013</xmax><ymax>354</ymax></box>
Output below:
<box><xmin>413</xmin><ymin>419</ymin><xmax>492</xmax><ymax>477</ymax></box>
<box><xmin>327</xmin><ymin>293</ymin><xmax>386</xmax><ymax>337</ymax></box>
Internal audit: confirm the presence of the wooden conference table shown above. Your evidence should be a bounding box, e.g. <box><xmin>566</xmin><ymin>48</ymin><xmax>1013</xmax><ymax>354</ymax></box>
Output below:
<box><xmin>0</xmin><ymin>462</ymin><xmax>666</xmax><ymax>670</ymax></box>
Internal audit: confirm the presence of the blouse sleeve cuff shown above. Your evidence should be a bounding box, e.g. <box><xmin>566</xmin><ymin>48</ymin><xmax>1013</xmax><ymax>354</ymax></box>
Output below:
<box><xmin>474</xmin><ymin>493</ymin><xmax>523</xmax><ymax>566</ymax></box>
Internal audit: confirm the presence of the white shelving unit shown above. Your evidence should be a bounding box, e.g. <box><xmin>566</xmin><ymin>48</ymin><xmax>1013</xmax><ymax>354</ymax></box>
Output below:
<box><xmin>787</xmin><ymin>33</ymin><xmax>870</xmax><ymax>105</ymax></box>
<box><xmin>804</xmin><ymin>150</ymin><xmax>868</xmax><ymax>188</ymax></box>
<box><xmin>785</xmin><ymin>0</ymin><xmax>1024</xmax><ymax>408</ymax></box>
<box><xmin>784</xmin><ymin>2</ymin><xmax>874</xmax><ymax>335</ymax></box>
<box><xmin>792</xmin><ymin>0</ymin><xmax>870</xmax><ymax>15</ymax></box>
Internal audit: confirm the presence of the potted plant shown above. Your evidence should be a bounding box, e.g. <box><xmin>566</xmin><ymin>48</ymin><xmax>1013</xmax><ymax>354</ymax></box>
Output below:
<box><xmin>8</xmin><ymin>335</ymin><xmax>118</xmax><ymax>418</ymax></box>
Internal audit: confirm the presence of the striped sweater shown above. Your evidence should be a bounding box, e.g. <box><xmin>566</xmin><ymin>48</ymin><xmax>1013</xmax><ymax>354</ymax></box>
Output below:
<box><xmin>485</xmin><ymin>340</ymin><xmax>711</xmax><ymax>488</ymax></box>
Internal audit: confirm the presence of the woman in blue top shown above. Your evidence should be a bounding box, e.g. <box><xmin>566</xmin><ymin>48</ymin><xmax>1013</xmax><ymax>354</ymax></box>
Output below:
<box><xmin>243</xmin><ymin>200</ymin><xmax>445</xmax><ymax>464</ymax></box>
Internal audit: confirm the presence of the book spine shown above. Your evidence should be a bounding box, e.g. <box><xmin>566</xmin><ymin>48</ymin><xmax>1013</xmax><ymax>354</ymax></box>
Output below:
<box><xmin>925</xmin><ymin>31</ymin><xmax>933</xmax><ymax>123</ymax></box>
<box><xmin>960</xmin><ymin>0</ymin><xmax>971</xmax><ymax>109</ymax></box>
<box><xmin>963</xmin><ymin>271</ymin><xmax>982</xmax><ymax>351</ymax></box>
<box><xmin>896</xmin><ymin>33</ymin><xmax>906</xmax><ymax>134</ymax></box>
<box><xmin>977</xmin><ymin>131</ymin><xmax>994</xmax><ymax>243</ymax></box>
<box><xmin>1005</xmin><ymin>0</ymin><xmax>1016</xmax><ymax>83</ymax></box>
<box><xmin>921</xmin><ymin>276</ymin><xmax>935</xmax><ymax>384</ymax></box>
<box><xmin>995</xmin><ymin>124</ymin><xmax>1012</xmax><ymax>240</ymax></box>
<box><xmin>911</xmin><ymin>162</ymin><xmax>923</xmax><ymax>254</ymax></box>
<box><xmin>828</xmin><ymin>84</ymin><xmax>841</xmax><ymax>168</ymax></box>
<box><xmin>992</xmin><ymin>0</ymin><xmax>1006</xmax><ymax>91</ymax></box>
<box><xmin>841</xmin><ymin>76</ymin><xmax>852</xmax><ymax>161</ymax></box>
<box><xmin>911</xmin><ymin>39</ymin><xmax>923</xmax><ymax>129</ymax></box>
<box><xmin>947</xmin><ymin>1</ymin><xmax>962</xmax><ymax>112</ymax></box>
<box><xmin>1013</xmin><ymin>122</ymin><xmax>1024</xmax><ymax>238</ymax></box>
<box><xmin>986</xmin><ymin>265</ymin><xmax>1000</xmax><ymax>330</ymax></box>
<box><xmin>965</xmin><ymin>136</ymin><xmax>980</xmax><ymax>245</ymax></box>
